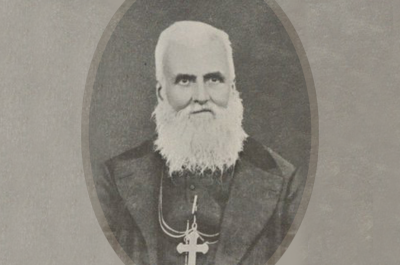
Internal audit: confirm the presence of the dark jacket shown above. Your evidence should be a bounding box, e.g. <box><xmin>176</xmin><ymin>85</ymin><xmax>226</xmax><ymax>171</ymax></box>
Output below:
<box><xmin>96</xmin><ymin>137</ymin><xmax>306</xmax><ymax>265</ymax></box>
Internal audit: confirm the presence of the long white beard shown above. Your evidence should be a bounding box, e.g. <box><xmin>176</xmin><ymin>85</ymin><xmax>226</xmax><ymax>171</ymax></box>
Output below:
<box><xmin>152</xmin><ymin>89</ymin><xmax>248</xmax><ymax>175</ymax></box>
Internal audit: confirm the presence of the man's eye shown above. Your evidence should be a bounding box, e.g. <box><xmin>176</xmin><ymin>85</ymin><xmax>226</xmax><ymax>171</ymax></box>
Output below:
<box><xmin>178</xmin><ymin>79</ymin><xmax>190</xmax><ymax>85</ymax></box>
<box><xmin>208</xmin><ymin>77</ymin><xmax>222</xmax><ymax>84</ymax></box>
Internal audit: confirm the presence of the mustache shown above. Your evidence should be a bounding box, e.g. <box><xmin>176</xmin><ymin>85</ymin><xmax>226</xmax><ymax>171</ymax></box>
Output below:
<box><xmin>191</xmin><ymin>108</ymin><xmax>214</xmax><ymax>115</ymax></box>
<box><xmin>178</xmin><ymin>104</ymin><xmax>217</xmax><ymax>116</ymax></box>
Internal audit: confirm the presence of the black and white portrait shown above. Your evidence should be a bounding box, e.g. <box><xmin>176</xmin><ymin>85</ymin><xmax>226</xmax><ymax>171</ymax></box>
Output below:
<box><xmin>85</xmin><ymin>0</ymin><xmax>316</xmax><ymax>264</ymax></box>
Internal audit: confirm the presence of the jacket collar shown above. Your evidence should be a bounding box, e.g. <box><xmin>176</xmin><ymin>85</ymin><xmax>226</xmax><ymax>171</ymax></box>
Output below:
<box><xmin>114</xmin><ymin>149</ymin><xmax>283</xmax><ymax>265</ymax></box>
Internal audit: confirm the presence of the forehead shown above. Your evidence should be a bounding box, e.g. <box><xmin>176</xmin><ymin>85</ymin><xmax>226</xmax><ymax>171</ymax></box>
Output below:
<box><xmin>163</xmin><ymin>39</ymin><xmax>230</xmax><ymax>77</ymax></box>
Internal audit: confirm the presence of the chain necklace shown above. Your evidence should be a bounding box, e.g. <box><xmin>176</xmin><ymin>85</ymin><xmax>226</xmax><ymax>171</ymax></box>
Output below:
<box><xmin>158</xmin><ymin>166</ymin><xmax>235</xmax><ymax>265</ymax></box>
<box><xmin>158</xmin><ymin>168</ymin><xmax>220</xmax><ymax>243</ymax></box>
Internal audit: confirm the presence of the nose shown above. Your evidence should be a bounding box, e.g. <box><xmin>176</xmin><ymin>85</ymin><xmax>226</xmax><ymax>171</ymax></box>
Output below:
<box><xmin>193</xmin><ymin>82</ymin><xmax>210</xmax><ymax>105</ymax></box>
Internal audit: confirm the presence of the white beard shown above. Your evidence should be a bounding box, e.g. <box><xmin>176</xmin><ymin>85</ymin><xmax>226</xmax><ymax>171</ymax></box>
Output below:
<box><xmin>152</xmin><ymin>89</ymin><xmax>248</xmax><ymax>175</ymax></box>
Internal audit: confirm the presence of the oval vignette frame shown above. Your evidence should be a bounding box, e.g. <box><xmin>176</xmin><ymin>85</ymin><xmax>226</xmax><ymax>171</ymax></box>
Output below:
<box><xmin>81</xmin><ymin>0</ymin><xmax>318</xmax><ymax>264</ymax></box>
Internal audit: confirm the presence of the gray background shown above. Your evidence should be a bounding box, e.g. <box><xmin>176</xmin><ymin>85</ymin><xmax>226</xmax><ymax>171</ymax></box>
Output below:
<box><xmin>0</xmin><ymin>1</ymin><xmax>399</xmax><ymax>265</ymax></box>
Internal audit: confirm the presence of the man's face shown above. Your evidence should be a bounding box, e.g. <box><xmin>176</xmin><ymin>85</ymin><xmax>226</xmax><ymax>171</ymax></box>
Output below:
<box><xmin>161</xmin><ymin>39</ymin><xmax>233</xmax><ymax>114</ymax></box>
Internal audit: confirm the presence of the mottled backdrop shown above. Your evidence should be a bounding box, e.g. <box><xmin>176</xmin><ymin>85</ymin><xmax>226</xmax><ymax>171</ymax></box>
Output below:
<box><xmin>89</xmin><ymin>0</ymin><xmax>311</xmax><ymax>171</ymax></box>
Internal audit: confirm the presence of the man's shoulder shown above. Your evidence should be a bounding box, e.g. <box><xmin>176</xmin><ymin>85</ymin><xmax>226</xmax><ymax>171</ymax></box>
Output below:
<box><xmin>104</xmin><ymin>139</ymin><xmax>160</xmax><ymax>178</ymax></box>
<box><xmin>241</xmin><ymin>137</ymin><xmax>296</xmax><ymax>178</ymax></box>
<box><xmin>104</xmin><ymin>137</ymin><xmax>297</xmax><ymax>179</ymax></box>
<box><xmin>107</xmin><ymin>139</ymin><xmax>155</xmax><ymax>163</ymax></box>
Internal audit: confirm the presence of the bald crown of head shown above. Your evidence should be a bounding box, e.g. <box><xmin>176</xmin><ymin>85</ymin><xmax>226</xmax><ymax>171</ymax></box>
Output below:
<box><xmin>155</xmin><ymin>21</ymin><xmax>236</xmax><ymax>87</ymax></box>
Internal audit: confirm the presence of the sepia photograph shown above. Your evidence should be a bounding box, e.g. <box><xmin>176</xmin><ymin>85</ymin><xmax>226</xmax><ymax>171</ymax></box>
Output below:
<box><xmin>85</xmin><ymin>0</ymin><xmax>316</xmax><ymax>264</ymax></box>
<box><xmin>2</xmin><ymin>0</ymin><xmax>398</xmax><ymax>265</ymax></box>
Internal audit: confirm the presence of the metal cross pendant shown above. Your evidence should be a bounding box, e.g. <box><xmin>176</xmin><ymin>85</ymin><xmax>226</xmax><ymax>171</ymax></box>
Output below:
<box><xmin>177</xmin><ymin>228</ymin><xmax>209</xmax><ymax>265</ymax></box>
<box><xmin>176</xmin><ymin>196</ymin><xmax>208</xmax><ymax>265</ymax></box>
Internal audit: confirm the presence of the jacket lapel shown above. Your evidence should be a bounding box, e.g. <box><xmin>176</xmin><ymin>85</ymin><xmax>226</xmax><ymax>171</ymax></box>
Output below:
<box><xmin>114</xmin><ymin>154</ymin><xmax>161</xmax><ymax>265</ymax></box>
<box><xmin>110</xmin><ymin>141</ymin><xmax>283</xmax><ymax>265</ymax></box>
<box><xmin>215</xmin><ymin>159</ymin><xmax>284</xmax><ymax>265</ymax></box>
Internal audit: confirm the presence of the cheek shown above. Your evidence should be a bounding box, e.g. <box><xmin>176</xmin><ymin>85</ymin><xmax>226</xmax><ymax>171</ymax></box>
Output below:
<box><xmin>209</xmin><ymin>85</ymin><xmax>231</xmax><ymax>108</ymax></box>
<box><xmin>166</xmin><ymin>86</ymin><xmax>192</xmax><ymax>111</ymax></box>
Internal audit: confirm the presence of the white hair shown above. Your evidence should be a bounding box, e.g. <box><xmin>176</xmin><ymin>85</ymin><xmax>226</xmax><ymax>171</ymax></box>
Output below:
<box><xmin>155</xmin><ymin>21</ymin><xmax>235</xmax><ymax>85</ymax></box>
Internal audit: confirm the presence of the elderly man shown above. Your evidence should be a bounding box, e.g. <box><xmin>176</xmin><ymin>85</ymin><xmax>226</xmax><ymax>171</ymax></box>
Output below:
<box><xmin>97</xmin><ymin>21</ymin><xmax>306</xmax><ymax>265</ymax></box>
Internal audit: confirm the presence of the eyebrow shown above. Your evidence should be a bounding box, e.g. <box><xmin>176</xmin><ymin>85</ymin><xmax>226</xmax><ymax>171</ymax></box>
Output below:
<box><xmin>203</xmin><ymin>72</ymin><xmax>225</xmax><ymax>82</ymax></box>
<box><xmin>174</xmin><ymin>74</ymin><xmax>196</xmax><ymax>84</ymax></box>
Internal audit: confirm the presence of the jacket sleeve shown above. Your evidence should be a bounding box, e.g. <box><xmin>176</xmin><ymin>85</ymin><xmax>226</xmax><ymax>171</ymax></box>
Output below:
<box><xmin>239</xmin><ymin>147</ymin><xmax>308</xmax><ymax>264</ymax></box>
<box><xmin>95</xmin><ymin>162</ymin><xmax>149</xmax><ymax>264</ymax></box>
<box><xmin>244</xmin><ymin>166</ymin><xmax>307</xmax><ymax>264</ymax></box>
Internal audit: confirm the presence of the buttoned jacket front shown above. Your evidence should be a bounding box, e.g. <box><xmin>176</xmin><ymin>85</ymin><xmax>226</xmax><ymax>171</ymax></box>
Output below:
<box><xmin>96</xmin><ymin>137</ymin><xmax>306</xmax><ymax>265</ymax></box>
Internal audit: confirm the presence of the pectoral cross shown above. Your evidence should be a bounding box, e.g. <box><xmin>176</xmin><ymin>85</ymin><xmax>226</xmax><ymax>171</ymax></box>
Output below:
<box><xmin>176</xmin><ymin>195</ymin><xmax>209</xmax><ymax>265</ymax></box>
<box><xmin>177</xmin><ymin>226</ymin><xmax>209</xmax><ymax>265</ymax></box>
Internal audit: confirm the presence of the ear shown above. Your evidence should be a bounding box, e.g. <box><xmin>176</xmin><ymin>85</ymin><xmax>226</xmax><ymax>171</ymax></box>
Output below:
<box><xmin>156</xmin><ymin>82</ymin><xmax>164</xmax><ymax>101</ymax></box>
